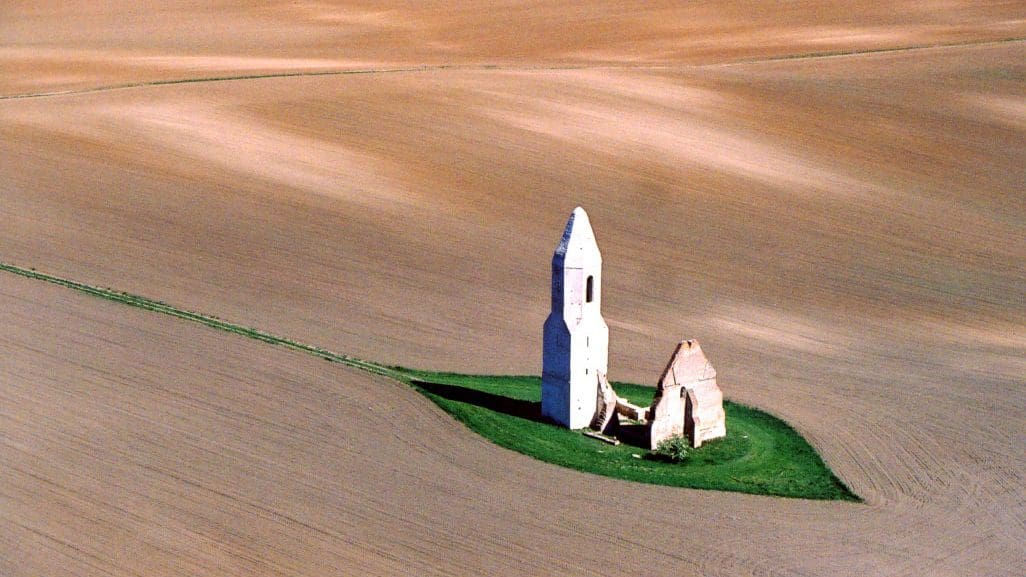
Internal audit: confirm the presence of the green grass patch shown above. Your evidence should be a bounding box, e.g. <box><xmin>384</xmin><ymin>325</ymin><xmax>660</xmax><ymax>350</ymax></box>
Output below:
<box><xmin>1</xmin><ymin>261</ymin><xmax>858</xmax><ymax>501</ymax></box>
<box><xmin>394</xmin><ymin>369</ymin><xmax>859</xmax><ymax>501</ymax></box>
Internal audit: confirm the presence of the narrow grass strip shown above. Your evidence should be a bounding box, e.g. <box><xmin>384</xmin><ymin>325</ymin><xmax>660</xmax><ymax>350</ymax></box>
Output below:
<box><xmin>0</xmin><ymin>262</ymin><xmax>400</xmax><ymax>379</ymax></box>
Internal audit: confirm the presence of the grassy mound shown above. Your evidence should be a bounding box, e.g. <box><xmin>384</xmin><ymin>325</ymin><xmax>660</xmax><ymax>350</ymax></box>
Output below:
<box><xmin>395</xmin><ymin>369</ymin><xmax>859</xmax><ymax>501</ymax></box>
<box><xmin>0</xmin><ymin>262</ymin><xmax>859</xmax><ymax>501</ymax></box>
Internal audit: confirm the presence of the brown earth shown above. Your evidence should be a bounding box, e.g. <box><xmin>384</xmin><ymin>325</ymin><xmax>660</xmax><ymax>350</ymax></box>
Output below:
<box><xmin>1</xmin><ymin>2</ymin><xmax>1025</xmax><ymax>575</ymax></box>
<box><xmin>3</xmin><ymin>0</ymin><xmax>1026</xmax><ymax>96</ymax></box>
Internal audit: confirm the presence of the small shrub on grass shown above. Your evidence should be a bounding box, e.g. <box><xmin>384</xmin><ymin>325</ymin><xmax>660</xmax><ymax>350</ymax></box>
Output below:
<box><xmin>653</xmin><ymin>435</ymin><xmax>691</xmax><ymax>463</ymax></box>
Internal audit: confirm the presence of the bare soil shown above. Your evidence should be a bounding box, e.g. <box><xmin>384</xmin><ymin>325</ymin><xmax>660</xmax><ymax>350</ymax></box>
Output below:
<box><xmin>1</xmin><ymin>2</ymin><xmax>1024</xmax><ymax>575</ymax></box>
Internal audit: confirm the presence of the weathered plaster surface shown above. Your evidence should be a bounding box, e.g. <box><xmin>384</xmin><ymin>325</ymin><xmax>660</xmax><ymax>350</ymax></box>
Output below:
<box><xmin>542</xmin><ymin>207</ymin><xmax>609</xmax><ymax>429</ymax></box>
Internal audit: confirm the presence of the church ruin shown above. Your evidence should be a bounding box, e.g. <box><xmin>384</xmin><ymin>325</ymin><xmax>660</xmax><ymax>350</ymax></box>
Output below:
<box><xmin>542</xmin><ymin>207</ymin><xmax>726</xmax><ymax>448</ymax></box>
<box><xmin>647</xmin><ymin>339</ymin><xmax>726</xmax><ymax>448</ymax></box>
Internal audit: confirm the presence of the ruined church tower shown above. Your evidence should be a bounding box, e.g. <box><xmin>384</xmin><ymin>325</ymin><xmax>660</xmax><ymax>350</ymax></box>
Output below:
<box><xmin>542</xmin><ymin>207</ymin><xmax>609</xmax><ymax>429</ymax></box>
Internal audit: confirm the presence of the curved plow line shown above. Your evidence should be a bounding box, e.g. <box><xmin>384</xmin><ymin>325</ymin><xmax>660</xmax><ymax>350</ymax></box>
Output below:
<box><xmin>0</xmin><ymin>65</ymin><xmax>451</xmax><ymax>101</ymax></box>
<box><xmin>2</xmin><ymin>37</ymin><xmax>1022</xmax><ymax>101</ymax></box>
<box><xmin>0</xmin><ymin>262</ymin><xmax>401</xmax><ymax>380</ymax></box>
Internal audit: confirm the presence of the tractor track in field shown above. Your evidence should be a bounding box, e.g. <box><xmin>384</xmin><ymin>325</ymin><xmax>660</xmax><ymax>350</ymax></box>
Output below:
<box><xmin>2</xmin><ymin>36</ymin><xmax>1022</xmax><ymax>102</ymax></box>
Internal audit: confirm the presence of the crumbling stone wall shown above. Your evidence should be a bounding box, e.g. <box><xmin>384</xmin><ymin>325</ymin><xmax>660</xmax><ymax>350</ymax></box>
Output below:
<box><xmin>647</xmin><ymin>340</ymin><xmax>726</xmax><ymax>448</ymax></box>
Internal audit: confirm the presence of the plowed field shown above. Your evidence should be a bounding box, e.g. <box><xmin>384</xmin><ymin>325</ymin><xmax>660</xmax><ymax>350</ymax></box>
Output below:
<box><xmin>2</xmin><ymin>2</ymin><xmax>1024</xmax><ymax>575</ymax></box>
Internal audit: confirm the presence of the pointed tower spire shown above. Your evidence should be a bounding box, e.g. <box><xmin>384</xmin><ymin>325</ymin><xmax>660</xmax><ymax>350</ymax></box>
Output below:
<box><xmin>542</xmin><ymin>207</ymin><xmax>610</xmax><ymax>428</ymax></box>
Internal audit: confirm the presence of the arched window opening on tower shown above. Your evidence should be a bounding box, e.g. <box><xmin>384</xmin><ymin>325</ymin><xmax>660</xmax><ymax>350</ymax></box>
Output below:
<box><xmin>586</xmin><ymin>275</ymin><xmax>594</xmax><ymax>303</ymax></box>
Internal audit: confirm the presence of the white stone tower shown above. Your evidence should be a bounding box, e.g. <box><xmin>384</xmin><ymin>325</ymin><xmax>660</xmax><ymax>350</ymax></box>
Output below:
<box><xmin>542</xmin><ymin>207</ymin><xmax>610</xmax><ymax>429</ymax></box>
